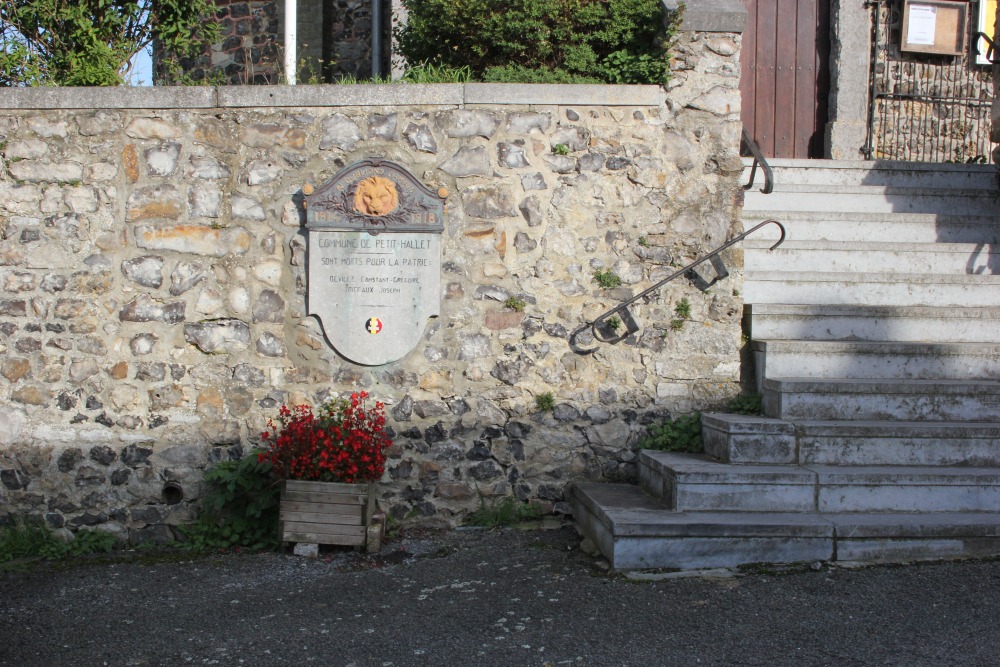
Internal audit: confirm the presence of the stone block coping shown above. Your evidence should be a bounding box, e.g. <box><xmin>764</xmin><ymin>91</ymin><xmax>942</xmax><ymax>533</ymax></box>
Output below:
<box><xmin>0</xmin><ymin>83</ymin><xmax>666</xmax><ymax>110</ymax></box>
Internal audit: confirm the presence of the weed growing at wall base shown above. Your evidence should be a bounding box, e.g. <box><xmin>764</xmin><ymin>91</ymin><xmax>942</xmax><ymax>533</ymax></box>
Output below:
<box><xmin>466</xmin><ymin>495</ymin><xmax>543</xmax><ymax>528</ymax></box>
<box><xmin>728</xmin><ymin>394</ymin><xmax>763</xmax><ymax>415</ymax></box>
<box><xmin>180</xmin><ymin>454</ymin><xmax>281</xmax><ymax>552</ymax></box>
<box><xmin>0</xmin><ymin>518</ymin><xmax>117</xmax><ymax>570</ymax></box>
<box><xmin>640</xmin><ymin>412</ymin><xmax>703</xmax><ymax>453</ymax></box>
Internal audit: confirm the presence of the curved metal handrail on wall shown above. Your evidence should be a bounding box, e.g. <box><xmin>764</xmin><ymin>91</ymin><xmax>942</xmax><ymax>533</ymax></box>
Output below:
<box><xmin>569</xmin><ymin>219</ymin><xmax>785</xmax><ymax>353</ymax></box>
<box><xmin>740</xmin><ymin>128</ymin><xmax>774</xmax><ymax>194</ymax></box>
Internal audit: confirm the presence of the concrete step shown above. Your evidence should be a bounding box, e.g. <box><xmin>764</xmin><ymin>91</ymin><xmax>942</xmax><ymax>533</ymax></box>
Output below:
<box><xmin>747</xmin><ymin>304</ymin><xmax>1000</xmax><ymax>343</ymax></box>
<box><xmin>570</xmin><ymin>481</ymin><xmax>1000</xmax><ymax>570</ymax></box>
<box><xmin>743</xmin><ymin>186</ymin><xmax>1000</xmax><ymax>216</ymax></box>
<box><xmin>639</xmin><ymin>450</ymin><xmax>1000</xmax><ymax>513</ymax></box>
<box><xmin>743</xmin><ymin>158</ymin><xmax>1000</xmax><ymax>190</ymax></box>
<box><xmin>742</xmin><ymin>210</ymin><xmax>1000</xmax><ymax>244</ymax></box>
<box><xmin>702</xmin><ymin>413</ymin><xmax>798</xmax><ymax>464</ymax></box>
<box><xmin>752</xmin><ymin>340</ymin><xmax>1000</xmax><ymax>386</ymax></box>
<box><xmin>703</xmin><ymin>412</ymin><xmax>1000</xmax><ymax>467</ymax></box>
<box><xmin>570</xmin><ymin>482</ymin><xmax>834</xmax><ymax>570</ymax></box>
<box><xmin>743</xmin><ymin>271</ymin><xmax>1000</xmax><ymax>307</ymax></box>
<box><xmin>639</xmin><ymin>451</ymin><xmax>817</xmax><ymax>512</ymax></box>
<box><xmin>744</xmin><ymin>239</ymin><xmax>1000</xmax><ymax>275</ymax></box>
<box><xmin>762</xmin><ymin>377</ymin><xmax>1000</xmax><ymax>422</ymax></box>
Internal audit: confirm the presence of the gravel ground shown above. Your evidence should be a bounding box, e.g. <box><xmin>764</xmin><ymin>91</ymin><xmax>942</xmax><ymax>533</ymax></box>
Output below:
<box><xmin>2</xmin><ymin>525</ymin><xmax>1000</xmax><ymax>666</ymax></box>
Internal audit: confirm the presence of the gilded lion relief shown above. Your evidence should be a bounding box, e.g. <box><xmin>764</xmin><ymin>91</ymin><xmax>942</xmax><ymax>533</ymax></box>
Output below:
<box><xmin>353</xmin><ymin>176</ymin><xmax>399</xmax><ymax>216</ymax></box>
<box><xmin>304</xmin><ymin>159</ymin><xmax>446</xmax><ymax>366</ymax></box>
<box><xmin>306</xmin><ymin>158</ymin><xmax>444</xmax><ymax>233</ymax></box>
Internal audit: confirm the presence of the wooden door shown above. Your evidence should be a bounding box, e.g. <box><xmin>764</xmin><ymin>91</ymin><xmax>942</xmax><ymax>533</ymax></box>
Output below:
<box><xmin>740</xmin><ymin>0</ymin><xmax>832</xmax><ymax>159</ymax></box>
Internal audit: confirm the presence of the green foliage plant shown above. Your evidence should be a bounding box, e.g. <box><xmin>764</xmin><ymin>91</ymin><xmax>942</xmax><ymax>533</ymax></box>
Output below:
<box><xmin>640</xmin><ymin>412</ymin><xmax>703</xmax><ymax>453</ymax></box>
<box><xmin>535</xmin><ymin>391</ymin><xmax>555</xmax><ymax>412</ymax></box>
<box><xmin>503</xmin><ymin>296</ymin><xmax>527</xmax><ymax>312</ymax></box>
<box><xmin>478</xmin><ymin>65</ymin><xmax>600</xmax><ymax>83</ymax></box>
<box><xmin>593</xmin><ymin>270</ymin><xmax>622</xmax><ymax>289</ymax></box>
<box><xmin>394</xmin><ymin>0</ymin><xmax>672</xmax><ymax>85</ymax></box>
<box><xmin>728</xmin><ymin>393</ymin><xmax>763</xmax><ymax>416</ymax></box>
<box><xmin>466</xmin><ymin>495</ymin><xmax>543</xmax><ymax>528</ymax></box>
<box><xmin>44</xmin><ymin>527</ymin><xmax>117</xmax><ymax>558</ymax></box>
<box><xmin>0</xmin><ymin>517</ymin><xmax>117</xmax><ymax>568</ymax></box>
<box><xmin>674</xmin><ymin>297</ymin><xmax>691</xmax><ymax>320</ymax></box>
<box><xmin>180</xmin><ymin>453</ymin><xmax>280</xmax><ymax>552</ymax></box>
<box><xmin>400</xmin><ymin>62</ymin><xmax>472</xmax><ymax>83</ymax></box>
<box><xmin>0</xmin><ymin>519</ymin><xmax>66</xmax><ymax>563</ymax></box>
<box><xmin>552</xmin><ymin>143</ymin><xmax>571</xmax><ymax>156</ymax></box>
<box><xmin>0</xmin><ymin>0</ymin><xmax>220</xmax><ymax>86</ymax></box>
<box><xmin>667</xmin><ymin>297</ymin><xmax>691</xmax><ymax>331</ymax></box>
<box><xmin>607</xmin><ymin>314</ymin><xmax>622</xmax><ymax>331</ymax></box>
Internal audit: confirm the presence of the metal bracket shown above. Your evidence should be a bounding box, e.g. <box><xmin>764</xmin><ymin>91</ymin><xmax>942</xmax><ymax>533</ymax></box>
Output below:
<box><xmin>569</xmin><ymin>219</ymin><xmax>785</xmax><ymax>354</ymax></box>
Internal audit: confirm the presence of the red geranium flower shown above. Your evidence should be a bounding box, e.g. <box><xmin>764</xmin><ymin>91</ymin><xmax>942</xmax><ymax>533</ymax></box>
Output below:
<box><xmin>258</xmin><ymin>393</ymin><xmax>391</xmax><ymax>484</ymax></box>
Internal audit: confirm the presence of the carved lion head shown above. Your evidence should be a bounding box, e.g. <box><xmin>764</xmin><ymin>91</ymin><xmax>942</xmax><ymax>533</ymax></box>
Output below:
<box><xmin>353</xmin><ymin>176</ymin><xmax>399</xmax><ymax>216</ymax></box>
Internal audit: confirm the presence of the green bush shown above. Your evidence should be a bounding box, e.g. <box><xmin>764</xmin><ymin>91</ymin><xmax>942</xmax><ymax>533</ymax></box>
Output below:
<box><xmin>640</xmin><ymin>412</ymin><xmax>703</xmax><ymax>453</ymax></box>
<box><xmin>395</xmin><ymin>0</ymin><xmax>672</xmax><ymax>85</ymax></box>
<box><xmin>481</xmin><ymin>65</ymin><xmax>600</xmax><ymax>84</ymax></box>
<box><xmin>180</xmin><ymin>453</ymin><xmax>280</xmax><ymax>551</ymax></box>
<box><xmin>0</xmin><ymin>0</ymin><xmax>219</xmax><ymax>86</ymax></box>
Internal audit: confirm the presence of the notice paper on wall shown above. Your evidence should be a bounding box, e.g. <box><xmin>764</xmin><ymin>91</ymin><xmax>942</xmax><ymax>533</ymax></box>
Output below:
<box><xmin>907</xmin><ymin>4</ymin><xmax>938</xmax><ymax>45</ymax></box>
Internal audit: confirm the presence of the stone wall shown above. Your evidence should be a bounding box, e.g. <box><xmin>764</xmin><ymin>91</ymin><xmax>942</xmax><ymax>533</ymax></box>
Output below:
<box><xmin>0</xmin><ymin>43</ymin><xmax>744</xmax><ymax>541</ymax></box>
<box><xmin>198</xmin><ymin>0</ymin><xmax>377</xmax><ymax>85</ymax></box>
<box><xmin>158</xmin><ymin>1</ymin><xmax>282</xmax><ymax>85</ymax></box>
<box><xmin>871</xmin><ymin>1</ymin><xmax>995</xmax><ymax>163</ymax></box>
<box><xmin>212</xmin><ymin>0</ymin><xmax>283</xmax><ymax>84</ymax></box>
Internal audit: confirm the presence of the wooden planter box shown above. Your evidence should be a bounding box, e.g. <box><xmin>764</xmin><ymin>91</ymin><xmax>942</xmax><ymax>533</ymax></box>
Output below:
<box><xmin>279</xmin><ymin>480</ymin><xmax>382</xmax><ymax>552</ymax></box>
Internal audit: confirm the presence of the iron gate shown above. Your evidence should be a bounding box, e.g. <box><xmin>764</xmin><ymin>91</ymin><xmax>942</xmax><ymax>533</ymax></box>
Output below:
<box><xmin>866</xmin><ymin>0</ymin><xmax>996</xmax><ymax>162</ymax></box>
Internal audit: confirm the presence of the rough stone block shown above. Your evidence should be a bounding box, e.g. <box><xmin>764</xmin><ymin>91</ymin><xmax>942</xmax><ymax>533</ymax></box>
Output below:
<box><xmin>184</xmin><ymin>320</ymin><xmax>250</xmax><ymax>354</ymax></box>
<box><xmin>7</xmin><ymin>161</ymin><xmax>84</xmax><ymax>184</ymax></box>
<box><xmin>135</xmin><ymin>225</ymin><xmax>251</xmax><ymax>257</ymax></box>
<box><xmin>126</xmin><ymin>186</ymin><xmax>182</xmax><ymax>221</ymax></box>
<box><xmin>292</xmin><ymin>542</ymin><xmax>320</xmax><ymax>558</ymax></box>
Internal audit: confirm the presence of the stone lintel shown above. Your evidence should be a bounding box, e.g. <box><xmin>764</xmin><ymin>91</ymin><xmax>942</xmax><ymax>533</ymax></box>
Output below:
<box><xmin>663</xmin><ymin>0</ymin><xmax>748</xmax><ymax>33</ymax></box>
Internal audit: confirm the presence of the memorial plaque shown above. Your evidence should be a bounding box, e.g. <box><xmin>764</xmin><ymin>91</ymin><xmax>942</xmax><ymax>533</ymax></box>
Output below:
<box><xmin>305</xmin><ymin>159</ymin><xmax>445</xmax><ymax>366</ymax></box>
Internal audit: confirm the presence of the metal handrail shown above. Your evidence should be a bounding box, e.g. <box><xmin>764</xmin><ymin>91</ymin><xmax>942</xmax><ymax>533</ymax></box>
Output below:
<box><xmin>568</xmin><ymin>219</ymin><xmax>786</xmax><ymax>354</ymax></box>
<box><xmin>973</xmin><ymin>32</ymin><xmax>1000</xmax><ymax>64</ymax></box>
<box><xmin>740</xmin><ymin>128</ymin><xmax>774</xmax><ymax>194</ymax></box>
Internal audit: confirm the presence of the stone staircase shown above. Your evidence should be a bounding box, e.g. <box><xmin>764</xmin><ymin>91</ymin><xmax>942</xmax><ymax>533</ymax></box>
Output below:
<box><xmin>570</xmin><ymin>159</ymin><xmax>1000</xmax><ymax>570</ymax></box>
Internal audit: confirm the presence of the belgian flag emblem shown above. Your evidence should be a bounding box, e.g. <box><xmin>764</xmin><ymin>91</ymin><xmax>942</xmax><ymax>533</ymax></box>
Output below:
<box><xmin>365</xmin><ymin>317</ymin><xmax>383</xmax><ymax>335</ymax></box>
